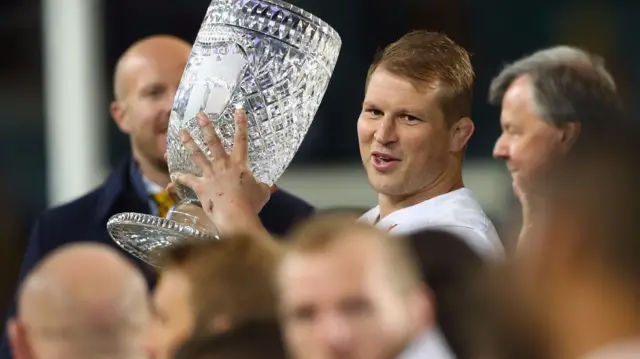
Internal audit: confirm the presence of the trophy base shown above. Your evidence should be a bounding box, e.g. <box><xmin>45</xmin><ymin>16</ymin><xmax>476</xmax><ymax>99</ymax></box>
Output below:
<box><xmin>107</xmin><ymin>212</ymin><xmax>217</xmax><ymax>267</ymax></box>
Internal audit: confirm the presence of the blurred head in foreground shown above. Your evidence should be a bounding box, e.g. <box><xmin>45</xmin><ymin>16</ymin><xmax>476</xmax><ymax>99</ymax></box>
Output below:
<box><xmin>146</xmin><ymin>234</ymin><xmax>282</xmax><ymax>359</ymax></box>
<box><xmin>278</xmin><ymin>214</ymin><xmax>433</xmax><ymax>359</ymax></box>
<box><xmin>8</xmin><ymin>243</ymin><xmax>149</xmax><ymax>359</ymax></box>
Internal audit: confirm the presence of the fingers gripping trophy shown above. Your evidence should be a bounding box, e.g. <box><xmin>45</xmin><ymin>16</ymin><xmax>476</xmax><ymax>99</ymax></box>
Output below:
<box><xmin>107</xmin><ymin>0</ymin><xmax>341</xmax><ymax>267</ymax></box>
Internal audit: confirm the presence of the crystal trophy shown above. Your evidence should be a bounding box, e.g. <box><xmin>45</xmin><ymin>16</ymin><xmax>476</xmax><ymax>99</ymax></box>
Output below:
<box><xmin>107</xmin><ymin>0</ymin><xmax>341</xmax><ymax>267</ymax></box>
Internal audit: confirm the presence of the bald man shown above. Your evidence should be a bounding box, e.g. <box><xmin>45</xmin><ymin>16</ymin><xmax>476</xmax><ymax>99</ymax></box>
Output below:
<box><xmin>8</xmin><ymin>243</ymin><xmax>149</xmax><ymax>359</ymax></box>
<box><xmin>1</xmin><ymin>34</ymin><xmax>314</xmax><ymax>359</ymax></box>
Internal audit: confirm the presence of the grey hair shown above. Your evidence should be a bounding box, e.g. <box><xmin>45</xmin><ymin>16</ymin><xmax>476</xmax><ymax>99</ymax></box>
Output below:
<box><xmin>488</xmin><ymin>46</ymin><xmax>621</xmax><ymax>129</ymax></box>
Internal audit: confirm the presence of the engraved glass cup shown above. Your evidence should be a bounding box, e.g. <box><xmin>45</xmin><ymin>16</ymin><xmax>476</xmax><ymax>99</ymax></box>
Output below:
<box><xmin>106</xmin><ymin>0</ymin><xmax>341</xmax><ymax>267</ymax></box>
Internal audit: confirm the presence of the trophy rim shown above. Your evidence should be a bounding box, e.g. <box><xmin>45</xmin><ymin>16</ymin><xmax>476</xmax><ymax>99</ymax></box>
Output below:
<box><xmin>234</xmin><ymin>0</ymin><xmax>342</xmax><ymax>45</ymax></box>
<box><xmin>107</xmin><ymin>212</ymin><xmax>217</xmax><ymax>267</ymax></box>
<box><xmin>262</xmin><ymin>0</ymin><xmax>342</xmax><ymax>43</ymax></box>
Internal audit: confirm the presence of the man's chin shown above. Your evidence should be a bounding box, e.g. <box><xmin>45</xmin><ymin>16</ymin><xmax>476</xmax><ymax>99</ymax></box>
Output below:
<box><xmin>512</xmin><ymin>175</ymin><xmax>541</xmax><ymax>200</ymax></box>
<box><xmin>369</xmin><ymin>180</ymin><xmax>404</xmax><ymax>197</ymax></box>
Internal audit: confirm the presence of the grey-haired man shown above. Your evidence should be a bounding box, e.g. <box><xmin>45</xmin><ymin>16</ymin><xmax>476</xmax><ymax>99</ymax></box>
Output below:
<box><xmin>489</xmin><ymin>46</ymin><xmax>625</xmax><ymax>248</ymax></box>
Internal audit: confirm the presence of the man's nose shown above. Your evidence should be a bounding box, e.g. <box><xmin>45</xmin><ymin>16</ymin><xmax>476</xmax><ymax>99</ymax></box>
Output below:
<box><xmin>317</xmin><ymin>316</ymin><xmax>353</xmax><ymax>354</ymax></box>
<box><xmin>493</xmin><ymin>135</ymin><xmax>509</xmax><ymax>159</ymax></box>
<box><xmin>374</xmin><ymin>117</ymin><xmax>398</xmax><ymax>145</ymax></box>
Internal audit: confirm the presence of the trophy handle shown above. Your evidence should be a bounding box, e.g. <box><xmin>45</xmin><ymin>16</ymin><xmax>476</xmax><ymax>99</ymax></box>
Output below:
<box><xmin>165</xmin><ymin>198</ymin><xmax>219</xmax><ymax>236</ymax></box>
<box><xmin>165</xmin><ymin>182</ymin><xmax>219</xmax><ymax>237</ymax></box>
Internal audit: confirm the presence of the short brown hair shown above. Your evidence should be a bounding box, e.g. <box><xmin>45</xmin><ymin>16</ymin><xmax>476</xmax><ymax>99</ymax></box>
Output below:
<box><xmin>161</xmin><ymin>235</ymin><xmax>283</xmax><ymax>332</ymax></box>
<box><xmin>367</xmin><ymin>30</ymin><xmax>475</xmax><ymax>124</ymax></box>
<box><xmin>284</xmin><ymin>214</ymin><xmax>421</xmax><ymax>294</ymax></box>
<box><xmin>173</xmin><ymin>320</ymin><xmax>285</xmax><ymax>359</ymax></box>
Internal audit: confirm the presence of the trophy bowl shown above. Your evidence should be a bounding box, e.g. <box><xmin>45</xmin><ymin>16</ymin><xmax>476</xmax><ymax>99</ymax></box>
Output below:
<box><xmin>107</xmin><ymin>0</ymin><xmax>341</xmax><ymax>267</ymax></box>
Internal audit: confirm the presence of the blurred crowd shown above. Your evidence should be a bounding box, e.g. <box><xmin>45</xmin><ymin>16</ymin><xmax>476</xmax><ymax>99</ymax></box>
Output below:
<box><xmin>1</xmin><ymin>19</ymin><xmax>639</xmax><ymax>359</ymax></box>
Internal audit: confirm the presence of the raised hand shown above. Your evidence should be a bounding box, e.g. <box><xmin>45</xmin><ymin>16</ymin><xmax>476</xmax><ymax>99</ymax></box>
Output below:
<box><xmin>171</xmin><ymin>109</ymin><xmax>271</xmax><ymax>235</ymax></box>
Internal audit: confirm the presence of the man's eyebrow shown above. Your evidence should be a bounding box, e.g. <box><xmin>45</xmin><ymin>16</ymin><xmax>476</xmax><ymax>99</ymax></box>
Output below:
<box><xmin>140</xmin><ymin>82</ymin><xmax>166</xmax><ymax>92</ymax></box>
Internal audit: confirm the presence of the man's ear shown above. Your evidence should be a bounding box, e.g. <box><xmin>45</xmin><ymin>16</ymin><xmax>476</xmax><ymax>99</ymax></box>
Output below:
<box><xmin>111</xmin><ymin>100</ymin><xmax>131</xmax><ymax>134</ymax></box>
<box><xmin>450</xmin><ymin>117</ymin><xmax>475</xmax><ymax>152</ymax></box>
<box><xmin>8</xmin><ymin>319</ymin><xmax>33</xmax><ymax>359</ymax></box>
<box><xmin>559</xmin><ymin>122</ymin><xmax>581</xmax><ymax>154</ymax></box>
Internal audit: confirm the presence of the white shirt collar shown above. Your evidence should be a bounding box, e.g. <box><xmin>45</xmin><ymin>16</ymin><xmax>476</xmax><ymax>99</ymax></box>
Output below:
<box><xmin>141</xmin><ymin>175</ymin><xmax>165</xmax><ymax>196</ymax></box>
<box><xmin>358</xmin><ymin>187</ymin><xmax>503</xmax><ymax>258</ymax></box>
<box><xmin>361</xmin><ymin>188</ymin><xmax>471</xmax><ymax>223</ymax></box>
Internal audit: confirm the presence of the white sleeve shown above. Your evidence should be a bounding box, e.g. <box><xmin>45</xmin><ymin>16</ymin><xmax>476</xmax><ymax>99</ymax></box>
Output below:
<box><xmin>436</xmin><ymin>225</ymin><xmax>504</xmax><ymax>261</ymax></box>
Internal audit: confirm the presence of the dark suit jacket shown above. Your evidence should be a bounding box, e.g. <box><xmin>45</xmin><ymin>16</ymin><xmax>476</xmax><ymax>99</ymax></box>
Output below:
<box><xmin>407</xmin><ymin>229</ymin><xmax>485</xmax><ymax>359</ymax></box>
<box><xmin>0</xmin><ymin>157</ymin><xmax>314</xmax><ymax>359</ymax></box>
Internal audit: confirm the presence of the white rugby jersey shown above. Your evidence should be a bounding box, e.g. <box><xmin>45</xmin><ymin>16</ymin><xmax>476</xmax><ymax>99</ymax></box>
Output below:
<box><xmin>359</xmin><ymin>188</ymin><xmax>504</xmax><ymax>259</ymax></box>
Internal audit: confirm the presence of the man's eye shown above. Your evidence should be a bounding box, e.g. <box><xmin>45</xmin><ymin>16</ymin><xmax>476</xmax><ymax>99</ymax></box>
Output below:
<box><xmin>403</xmin><ymin>114</ymin><xmax>421</xmax><ymax>122</ymax></box>
<box><xmin>289</xmin><ymin>306</ymin><xmax>315</xmax><ymax>322</ymax></box>
<box><xmin>143</xmin><ymin>86</ymin><xmax>165</xmax><ymax>98</ymax></box>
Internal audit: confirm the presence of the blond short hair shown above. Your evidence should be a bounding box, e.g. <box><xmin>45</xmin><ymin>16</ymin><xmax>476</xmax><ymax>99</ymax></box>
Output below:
<box><xmin>366</xmin><ymin>30</ymin><xmax>475</xmax><ymax>124</ymax></box>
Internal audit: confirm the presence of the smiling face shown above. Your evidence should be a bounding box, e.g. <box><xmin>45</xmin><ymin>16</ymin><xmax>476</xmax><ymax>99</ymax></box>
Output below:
<box><xmin>111</xmin><ymin>36</ymin><xmax>191</xmax><ymax>177</ymax></box>
<box><xmin>492</xmin><ymin>76</ymin><xmax>566</xmax><ymax>195</ymax></box>
<box><xmin>357</xmin><ymin>68</ymin><xmax>457</xmax><ymax>198</ymax></box>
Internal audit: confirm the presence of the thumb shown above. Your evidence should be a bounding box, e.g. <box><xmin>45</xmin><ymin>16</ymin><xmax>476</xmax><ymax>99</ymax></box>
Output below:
<box><xmin>165</xmin><ymin>183</ymin><xmax>181</xmax><ymax>203</ymax></box>
<box><xmin>171</xmin><ymin>173</ymin><xmax>200</xmax><ymax>192</ymax></box>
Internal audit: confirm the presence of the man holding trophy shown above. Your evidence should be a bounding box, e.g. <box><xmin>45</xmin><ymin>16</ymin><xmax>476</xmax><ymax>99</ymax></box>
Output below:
<box><xmin>171</xmin><ymin>30</ymin><xmax>502</xmax><ymax>259</ymax></box>
<box><xmin>167</xmin><ymin>27</ymin><xmax>500</xmax><ymax>359</ymax></box>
